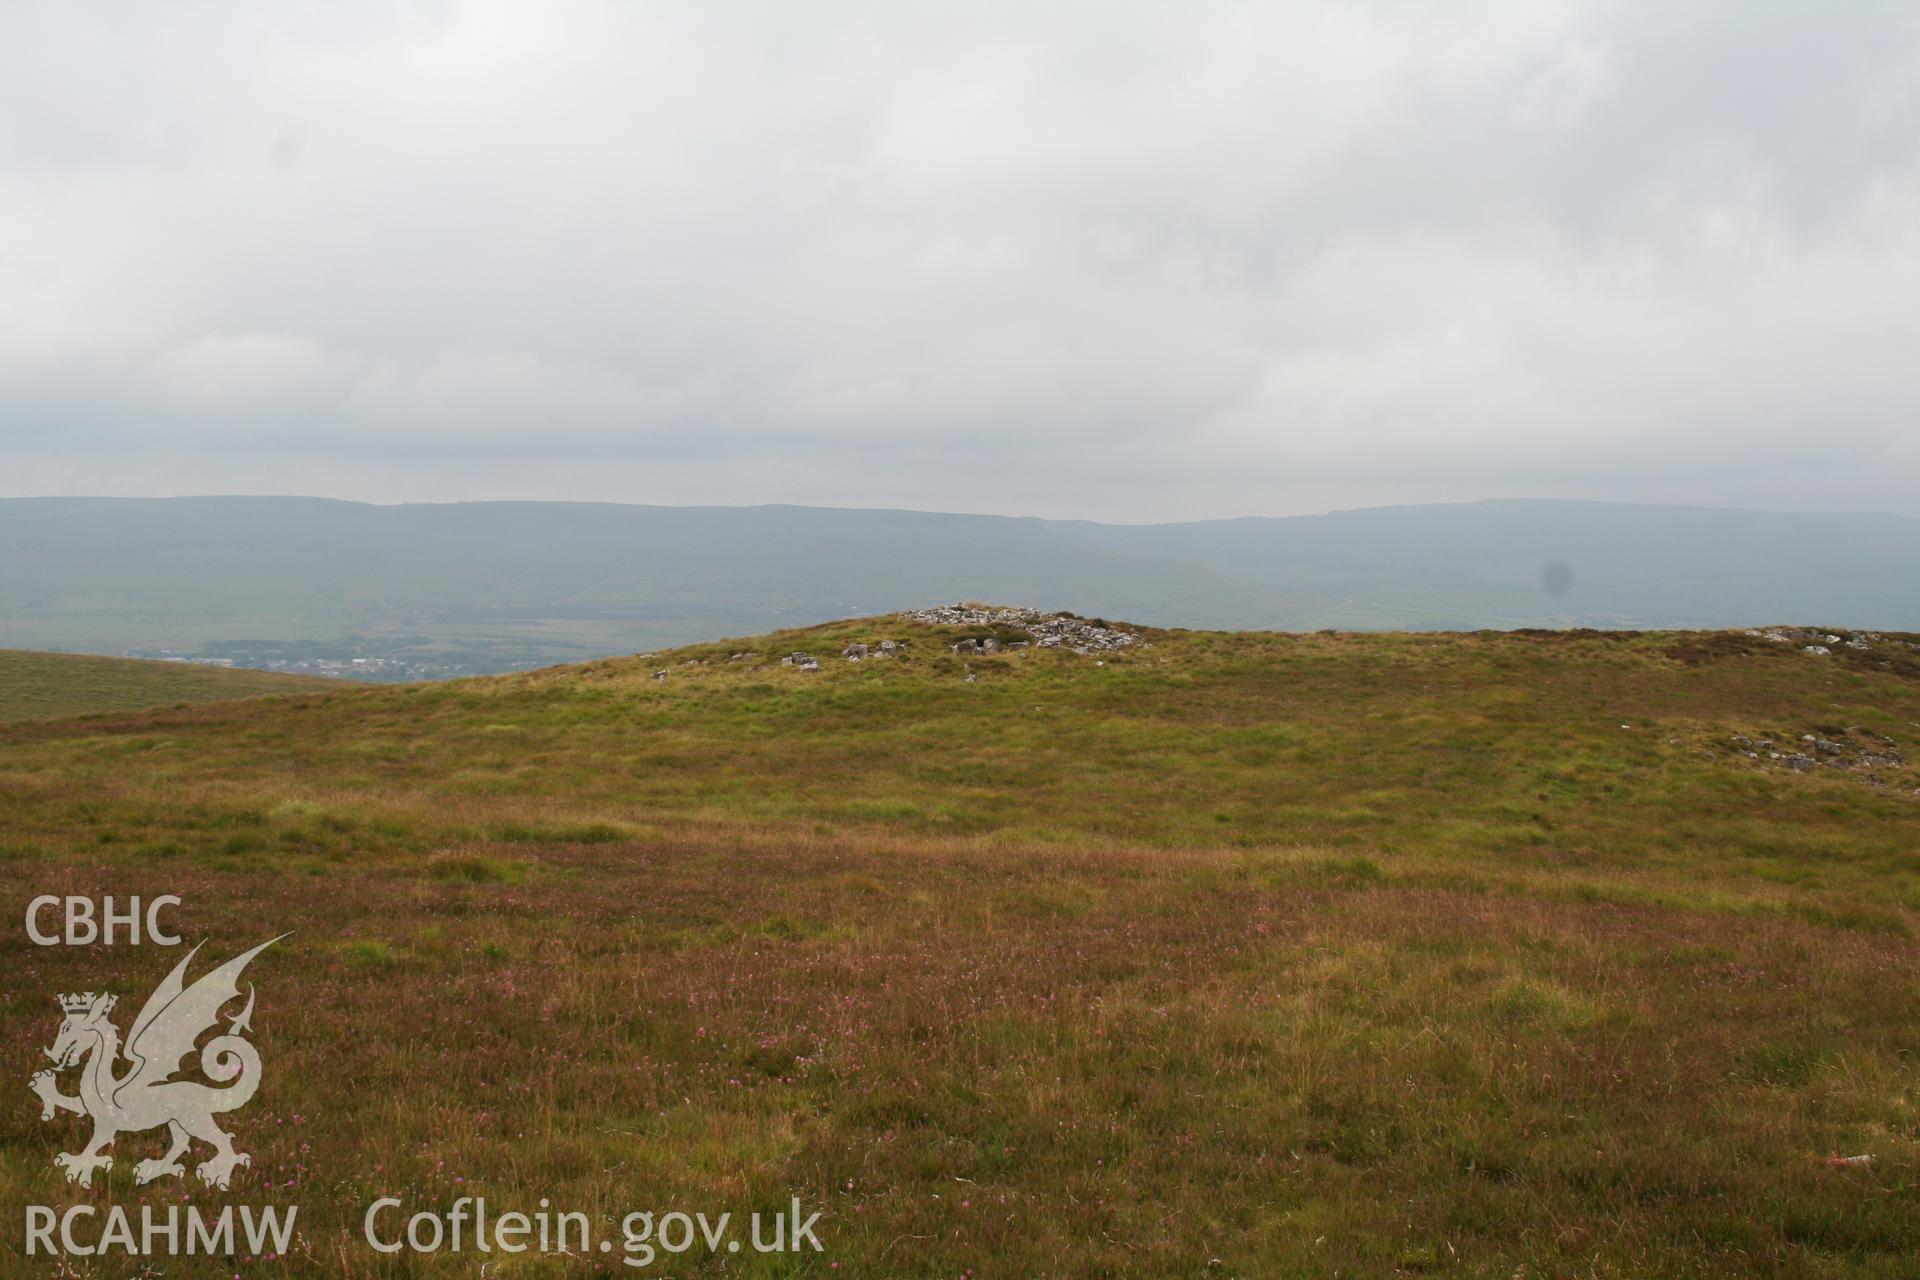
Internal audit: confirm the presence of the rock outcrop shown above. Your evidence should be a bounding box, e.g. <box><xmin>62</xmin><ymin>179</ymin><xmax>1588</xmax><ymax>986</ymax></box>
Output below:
<box><xmin>1726</xmin><ymin>727</ymin><xmax>1908</xmax><ymax>786</ymax></box>
<box><xmin>1749</xmin><ymin>626</ymin><xmax>1906</xmax><ymax>655</ymax></box>
<box><xmin>902</xmin><ymin>604</ymin><xmax>1140</xmax><ymax>655</ymax></box>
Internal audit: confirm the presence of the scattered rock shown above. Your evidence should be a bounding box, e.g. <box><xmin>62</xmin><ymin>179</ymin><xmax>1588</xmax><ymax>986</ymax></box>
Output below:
<box><xmin>780</xmin><ymin>652</ymin><xmax>820</xmax><ymax>671</ymax></box>
<box><xmin>1728</xmin><ymin>725</ymin><xmax>1908</xmax><ymax>785</ymax></box>
<box><xmin>1750</xmin><ymin>626</ymin><xmax>1892</xmax><ymax>657</ymax></box>
<box><xmin>905</xmin><ymin>604</ymin><xmax>1139</xmax><ymax>655</ymax></box>
<box><xmin>651</xmin><ymin>669</ymin><xmax>669</xmax><ymax>681</ymax></box>
<box><xmin>843</xmin><ymin>643</ymin><xmax>868</xmax><ymax>661</ymax></box>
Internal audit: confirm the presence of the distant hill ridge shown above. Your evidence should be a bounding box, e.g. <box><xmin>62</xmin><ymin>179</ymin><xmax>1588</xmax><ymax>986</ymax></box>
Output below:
<box><xmin>2</xmin><ymin>496</ymin><xmax>1916</xmax><ymax>669</ymax></box>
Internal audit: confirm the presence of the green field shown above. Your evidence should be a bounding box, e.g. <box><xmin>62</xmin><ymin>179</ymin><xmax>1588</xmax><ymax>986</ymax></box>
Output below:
<box><xmin>2</xmin><ymin>616</ymin><xmax>1917</xmax><ymax>1277</ymax></box>
<box><xmin>0</xmin><ymin>649</ymin><xmax>339</xmax><ymax>723</ymax></box>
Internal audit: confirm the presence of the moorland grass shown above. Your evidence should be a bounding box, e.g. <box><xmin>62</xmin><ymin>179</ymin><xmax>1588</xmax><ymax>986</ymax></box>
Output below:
<box><xmin>0</xmin><ymin>618</ymin><xmax>1916</xmax><ymax>1277</ymax></box>
<box><xmin>0</xmin><ymin>649</ymin><xmax>338</xmax><ymax>724</ymax></box>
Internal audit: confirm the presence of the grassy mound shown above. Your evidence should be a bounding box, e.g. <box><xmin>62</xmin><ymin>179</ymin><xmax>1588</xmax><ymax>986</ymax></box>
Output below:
<box><xmin>2</xmin><ymin>616</ymin><xmax>1916</xmax><ymax>1276</ymax></box>
<box><xmin>0</xmin><ymin>648</ymin><xmax>339</xmax><ymax>723</ymax></box>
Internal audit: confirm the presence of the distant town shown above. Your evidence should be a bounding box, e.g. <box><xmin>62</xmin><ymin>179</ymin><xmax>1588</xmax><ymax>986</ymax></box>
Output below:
<box><xmin>129</xmin><ymin>638</ymin><xmax>562</xmax><ymax>683</ymax></box>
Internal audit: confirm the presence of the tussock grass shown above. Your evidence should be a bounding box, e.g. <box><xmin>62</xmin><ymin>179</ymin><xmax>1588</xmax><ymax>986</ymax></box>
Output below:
<box><xmin>0</xmin><ymin>648</ymin><xmax>338</xmax><ymax>723</ymax></box>
<box><xmin>1</xmin><ymin>619</ymin><xmax>1917</xmax><ymax>1276</ymax></box>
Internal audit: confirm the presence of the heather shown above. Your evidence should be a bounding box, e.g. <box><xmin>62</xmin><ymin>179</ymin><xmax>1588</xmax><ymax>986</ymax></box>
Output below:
<box><xmin>2</xmin><ymin>618</ymin><xmax>1916</xmax><ymax>1277</ymax></box>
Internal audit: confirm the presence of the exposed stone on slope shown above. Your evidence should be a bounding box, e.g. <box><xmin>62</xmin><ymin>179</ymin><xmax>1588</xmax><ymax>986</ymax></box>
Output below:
<box><xmin>1749</xmin><ymin>626</ymin><xmax>1895</xmax><ymax>655</ymax></box>
<box><xmin>902</xmin><ymin>604</ymin><xmax>1140</xmax><ymax>655</ymax></box>
<box><xmin>1725</xmin><ymin>726</ymin><xmax>1908</xmax><ymax>788</ymax></box>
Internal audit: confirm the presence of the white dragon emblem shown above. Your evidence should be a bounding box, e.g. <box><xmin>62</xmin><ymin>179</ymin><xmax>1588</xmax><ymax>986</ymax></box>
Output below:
<box><xmin>29</xmin><ymin>936</ymin><xmax>285</xmax><ymax>1190</ymax></box>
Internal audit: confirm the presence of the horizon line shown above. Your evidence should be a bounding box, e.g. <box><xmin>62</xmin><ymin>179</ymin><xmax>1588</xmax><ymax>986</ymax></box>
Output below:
<box><xmin>2</xmin><ymin>493</ymin><xmax>1912</xmax><ymax>527</ymax></box>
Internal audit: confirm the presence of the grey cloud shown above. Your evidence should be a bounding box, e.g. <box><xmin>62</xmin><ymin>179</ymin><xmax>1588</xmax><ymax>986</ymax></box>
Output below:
<box><xmin>1</xmin><ymin>1</ymin><xmax>1917</xmax><ymax>520</ymax></box>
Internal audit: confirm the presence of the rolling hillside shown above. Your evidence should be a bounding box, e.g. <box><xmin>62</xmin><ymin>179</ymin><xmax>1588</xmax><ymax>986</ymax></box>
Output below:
<box><xmin>0</xmin><ymin>648</ymin><xmax>339</xmax><ymax>723</ymax></box>
<box><xmin>4</xmin><ymin>496</ymin><xmax>1918</xmax><ymax>672</ymax></box>
<box><xmin>3</xmin><ymin>611</ymin><xmax>1917</xmax><ymax>1276</ymax></box>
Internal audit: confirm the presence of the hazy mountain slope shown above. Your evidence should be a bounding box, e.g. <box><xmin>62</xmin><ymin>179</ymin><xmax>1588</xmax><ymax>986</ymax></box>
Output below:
<box><xmin>1049</xmin><ymin>500</ymin><xmax>1920</xmax><ymax>630</ymax></box>
<box><xmin>2</xmin><ymin>496</ymin><xmax>1916</xmax><ymax>669</ymax></box>
<box><xmin>0</xmin><ymin>497</ymin><xmax>1298</xmax><ymax>658</ymax></box>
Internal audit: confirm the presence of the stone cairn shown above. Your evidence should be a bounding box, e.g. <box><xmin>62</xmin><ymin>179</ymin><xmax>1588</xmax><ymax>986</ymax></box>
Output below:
<box><xmin>901</xmin><ymin>604</ymin><xmax>1140</xmax><ymax>656</ymax></box>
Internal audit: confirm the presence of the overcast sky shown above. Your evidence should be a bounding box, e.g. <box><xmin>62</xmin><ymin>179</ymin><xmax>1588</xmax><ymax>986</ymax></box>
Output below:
<box><xmin>3</xmin><ymin>2</ymin><xmax>1917</xmax><ymax>522</ymax></box>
